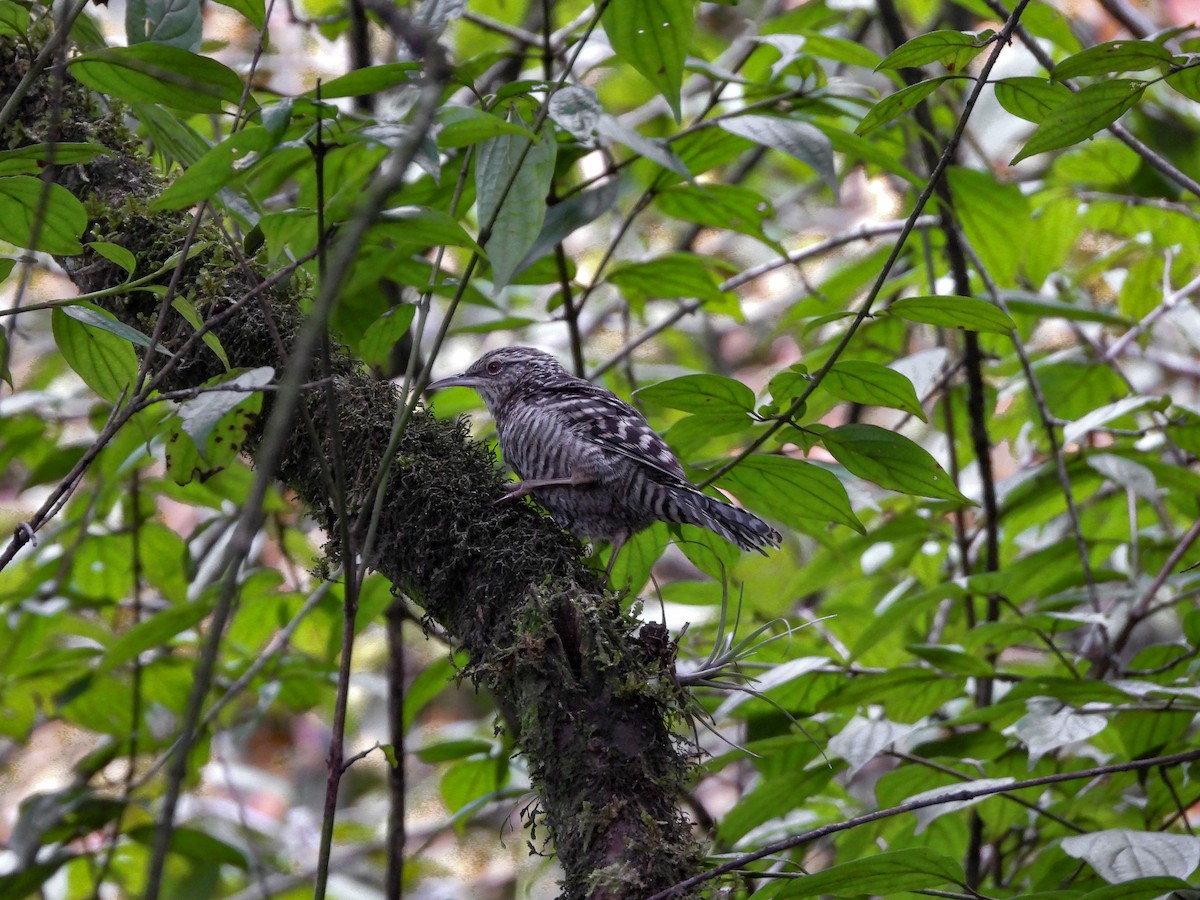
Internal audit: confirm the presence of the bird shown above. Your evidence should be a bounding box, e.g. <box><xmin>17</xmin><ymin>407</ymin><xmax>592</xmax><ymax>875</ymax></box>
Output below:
<box><xmin>427</xmin><ymin>347</ymin><xmax>781</xmax><ymax>573</ymax></box>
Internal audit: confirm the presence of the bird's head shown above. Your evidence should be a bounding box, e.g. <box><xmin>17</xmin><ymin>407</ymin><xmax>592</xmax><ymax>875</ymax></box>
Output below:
<box><xmin>427</xmin><ymin>346</ymin><xmax>568</xmax><ymax>411</ymax></box>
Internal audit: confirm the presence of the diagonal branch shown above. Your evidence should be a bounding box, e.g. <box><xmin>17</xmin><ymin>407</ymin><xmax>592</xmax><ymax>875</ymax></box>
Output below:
<box><xmin>0</xmin><ymin>33</ymin><xmax>703</xmax><ymax>900</ymax></box>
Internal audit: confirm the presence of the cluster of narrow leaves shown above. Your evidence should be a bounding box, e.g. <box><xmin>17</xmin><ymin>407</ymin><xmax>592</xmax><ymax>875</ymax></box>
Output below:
<box><xmin>2</xmin><ymin>0</ymin><xmax>1200</xmax><ymax>897</ymax></box>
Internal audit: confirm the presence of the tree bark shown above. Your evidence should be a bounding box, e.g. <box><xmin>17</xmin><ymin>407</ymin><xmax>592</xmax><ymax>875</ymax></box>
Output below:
<box><xmin>1</xmin><ymin>34</ymin><xmax>703</xmax><ymax>900</ymax></box>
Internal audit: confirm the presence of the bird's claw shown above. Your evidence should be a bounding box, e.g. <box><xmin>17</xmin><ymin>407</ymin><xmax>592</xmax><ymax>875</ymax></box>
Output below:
<box><xmin>494</xmin><ymin>483</ymin><xmax>527</xmax><ymax>505</ymax></box>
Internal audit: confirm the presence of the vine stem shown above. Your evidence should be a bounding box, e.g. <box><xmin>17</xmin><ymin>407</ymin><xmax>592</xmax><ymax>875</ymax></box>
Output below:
<box><xmin>700</xmin><ymin>7</ymin><xmax>1032</xmax><ymax>487</ymax></box>
<box><xmin>698</xmin><ymin>0</ymin><xmax>1036</xmax><ymax>490</ymax></box>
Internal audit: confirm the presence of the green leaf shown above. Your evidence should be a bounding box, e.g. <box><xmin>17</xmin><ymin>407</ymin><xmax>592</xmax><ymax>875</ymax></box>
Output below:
<box><xmin>128</xmin><ymin>825</ymin><xmax>249</xmax><ymax>869</ymax></box>
<box><xmin>476</xmin><ymin>120</ymin><xmax>556</xmax><ymax>290</ymax></box>
<box><xmin>790</xmin><ymin>30</ymin><xmax>882</xmax><ymax>69</ymax></box>
<box><xmin>134</xmin><ymin>101</ymin><xmax>209</xmax><ymax>167</ymax></box>
<box><xmin>823</xmin><ymin>124</ymin><xmax>922</xmax><ymax>184</ymax></box>
<box><xmin>636</xmin><ymin>373</ymin><xmax>754</xmax><ymax>416</ymax></box>
<box><xmin>1118</xmin><ymin>252</ymin><xmax>1161</xmax><ymax>320</ymax></box>
<box><xmin>715</xmin><ymin>749</ymin><xmax>835</xmax><ymax>843</ymax></box>
<box><xmin>0</xmin><ymin>860</ymin><xmax>69</xmax><ymax>898</ymax></box>
<box><xmin>1011</xmin><ymin>80</ymin><xmax>1145</xmax><ymax>165</ymax></box>
<box><xmin>1004</xmin><ymin>294</ymin><xmax>1126</xmax><ymax>326</ymax></box>
<box><xmin>129</xmin><ymin>0</ymin><xmax>202</xmax><ymax>51</ymax></box>
<box><xmin>717</xmin><ymin>456</ymin><xmax>865</xmax><ymax>534</ymax></box>
<box><xmin>0</xmin><ymin>0</ymin><xmax>30</xmax><ymax>36</ymax></box>
<box><xmin>1051</xmin><ymin>40</ymin><xmax>1172</xmax><ymax>80</ymax></box>
<box><xmin>402</xmin><ymin>655</ymin><xmax>459</xmax><ymax>732</ymax></box>
<box><xmin>1062</xmin><ymin>831</ymin><xmax>1200</xmax><ymax>883</ymax></box>
<box><xmin>60</xmin><ymin>304</ymin><xmax>171</xmax><ymax>357</ymax></box>
<box><xmin>171</xmin><ymin>297</ymin><xmax>230</xmax><ymax>370</ymax></box>
<box><xmin>151</xmin><ymin>127</ymin><xmax>274</xmax><ymax>211</ymax></box>
<box><xmin>51</xmin><ymin>307</ymin><xmax>139</xmax><ymax>403</ymax></box>
<box><xmin>440</xmin><ymin>757</ymin><xmax>508</xmax><ymax>814</ymax></box>
<box><xmin>596</xmin><ymin>115</ymin><xmax>692</xmax><ymax>180</ymax></box>
<box><xmin>823</xmin><ymin>423</ymin><xmax>971</xmax><ymax>503</ymax></box>
<box><xmin>358</xmin><ymin>305</ymin><xmax>416</xmax><ymax>369</ymax></box>
<box><xmin>602</xmin><ymin>0</ymin><xmax>695</xmax><ymax>121</ymax></box>
<box><xmin>70</xmin><ymin>44</ymin><xmax>245</xmax><ymax>114</ymax></box>
<box><xmin>1020</xmin><ymin>198</ymin><xmax>1085</xmax><ymax>286</ymax></box>
<box><xmin>87</xmin><ymin>241</ymin><xmax>138</xmax><ymax>275</ymax></box>
<box><xmin>876</xmin><ymin>29</ymin><xmax>993</xmax><ymax>72</ymax></box>
<box><xmin>717</xmin><ymin>114</ymin><xmax>838</xmax><ymax>194</ymax></box>
<box><xmin>608</xmin><ymin>521</ymin><xmax>668</xmax><ymax>594</ymax></box>
<box><xmin>451</xmin><ymin>315</ymin><xmax>537</xmax><ymax>335</ymax></box>
<box><xmin>1166</xmin><ymin>63</ymin><xmax>1200</xmax><ymax>103</ymax></box>
<box><xmin>212</xmin><ymin>0</ymin><xmax>264</xmax><ymax>28</ymax></box>
<box><xmin>993</xmin><ymin>76</ymin><xmax>1072</xmax><ymax>123</ymax></box>
<box><xmin>767</xmin><ymin>363</ymin><xmax>809</xmax><ymax>403</ymax></box>
<box><xmin>608</xmin><ymin>253</ymin><xmax>734</xmax><ymax>308</ymax></box>
<box><xmin>1062</xmin><ymin>396</ymin><xmax>1158</xmax><ymax>445</ymax></box>
<box><xmin>518</xmin><ymin>180</ymin><xmax>619</xmax><ymax>275</ymax></box>
<box><xmin>1014</xmin><ymin>704</ymin><xmax>1107</xmax><ymax>764</ymax></box>
<box><xmin>774</xmin><ymin>849</ymin><xmax>963</xmax><ymax>898</ymax></box>
<box><xmin>851</xmin><ymin>583</ymin><xmax>964</xmax><ymax>660</ymax></box>
<box><xmin>655</xmin><ymin>183</ymin><xmax>779</xmax><ymax>252</ymax></box>
<box><xmin>856</xmin><ymin>76</ymin><xmax>956</xmax><ymax>135</ymax></box>
<box><xmin>314</xmin><ymin>63</ymin><xmax>419</xmax><ymax>98</ymax></box>
<box><xmin>827</xmin><ymin>716</ymin><xmax>920</xmax><ymax>778</ymax></box>
<box><xmin>906</xmin><ymin>776</ymin><xmax>1015</xmax><ymax>833</ymax></box>
<box><xmin>888</xmin><ymin>294</ymin><xmax>1016</xmax><ymax>334</ymax></box>
<box><xmin>102</xmin><ymin>602</ymin><xmax>211</xmax><ymax>671</ymax></box>
<box><xmin>665</xmin><ymin>413</ymin><xmax>758</xmax><ymax>459</ymax></box>
<box><xmin>946</xmin><ymin>167</ymin><xmax>1029</xmax><ymax>287</ymax></box>
<box><xmin>672</xmin><ymin>521</ymin><xmax>740</xmax><ymax>579</ymax></box>
<box><xmin>175</xmin><ymin>366</ymin><xmax>273</xmax><ymax>448</ymax></box>
<box><xmin>0</xmin><ymin>142</ymin><xmax>112</xmax><ymax>176</ymax></box>
<box><xmin>165</xmin><ymin>370</ymin><xmax>266</xmax><ymax>481</ymax></box>
<box><xmin>670</xmin><ymin>127</ymin><xmax>752</xmax><ymax>181</ymax></box>
<box><xmin>416</xmin><ymin>739</ymin><xmax>495</xmax><ymax>763</ymax></box>
<box><xmin>372</xmin><ymin>207</ymin><xmax>484</xmax><ymax>255</ymax></box>
<box><xmin>436</xmin><ymin>107</ymin><xmax>534</xmax><ymax>149</ymax></box>
<box><xmin>0</xmin><ymin>176</ymin><xmax>88</xmax><ymax>255</ymax></box>
<box><xmin>1080</xmin><ymin>878</ymin><xmax>1195</xmax><ymax>900</ymax></box>
<box><xmin>823</xmin><ymin>360</ymin><xmax>925</xmax><ymax>421</ymax></box>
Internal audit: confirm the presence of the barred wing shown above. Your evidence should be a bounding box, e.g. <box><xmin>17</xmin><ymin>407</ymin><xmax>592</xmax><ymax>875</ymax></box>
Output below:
<box><xmin>542</xmin><ymin>381</ymin><xmax>690</xmax><ymax>483</ymax></box>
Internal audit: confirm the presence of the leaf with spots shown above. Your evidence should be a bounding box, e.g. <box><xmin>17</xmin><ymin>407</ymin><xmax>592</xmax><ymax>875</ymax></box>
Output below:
<box><xmin>167</xmin><ymin>367</ymin><xmax>272</xmax><ymax>483</ymax></box>
<box><xmin>601</xmin><ymin>0</ymin><xmax>695</xmax><ymax>122</ymax></box>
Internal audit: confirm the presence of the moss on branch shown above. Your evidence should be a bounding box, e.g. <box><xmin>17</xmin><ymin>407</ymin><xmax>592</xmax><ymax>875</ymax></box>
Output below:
<box><xmin>1</xmin><ymin>31</ymin><xmax>702</xmax><ymax>900</ymax></box>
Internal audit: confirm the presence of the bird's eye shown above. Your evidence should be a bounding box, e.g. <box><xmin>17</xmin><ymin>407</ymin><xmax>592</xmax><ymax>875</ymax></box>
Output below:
<box><xmin>486</xmin><ymin>361</ymin><xmax>503</xmax><ymax>375</ymax></box>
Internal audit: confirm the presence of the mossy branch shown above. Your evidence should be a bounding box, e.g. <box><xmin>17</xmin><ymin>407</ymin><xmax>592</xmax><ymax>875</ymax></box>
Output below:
<box><xmin>0</xmin><ymin>35</ymin><xmax>704</xmax><ymax>900</ymax></box>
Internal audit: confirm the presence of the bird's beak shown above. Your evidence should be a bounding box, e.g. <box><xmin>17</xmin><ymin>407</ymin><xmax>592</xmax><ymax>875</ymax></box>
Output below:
<box><xmin>427</xmin><ymin>373</ymin><xmax>480</xmax><ymax>391</ymax></box>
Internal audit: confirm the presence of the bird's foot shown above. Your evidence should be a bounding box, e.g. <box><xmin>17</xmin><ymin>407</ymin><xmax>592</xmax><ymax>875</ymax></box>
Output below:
<box><xmin>495</xmin><ymin>482</ymin><xmax>531</xmax><ymax>504</ymax></box>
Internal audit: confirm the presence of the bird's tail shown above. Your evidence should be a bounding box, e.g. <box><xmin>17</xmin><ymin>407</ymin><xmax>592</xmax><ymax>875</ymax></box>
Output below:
<box><xmin>670</xmin><ymin>486</ymin><xmax>781</xmax><ymax>554</ymax></box>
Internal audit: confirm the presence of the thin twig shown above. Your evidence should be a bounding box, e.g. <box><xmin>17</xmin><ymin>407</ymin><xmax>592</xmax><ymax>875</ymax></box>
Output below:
<box><xmin>312</xmin><ymin>86</ymin><xmax>363</xmax><ymax>899</ymax></box>
<box><xmin>590</xmin><ymin>217</ymin><xmax>937</xmax><ymax>379</ymax></box>
<box><xmin>86</xmin><ymin>470</ymin><xmax>145</xmax><ymax>900</ymax></box>
<box><xmin>1098</xmin><ymin>514</ymin><xmax>1200</xmax><ymax>676</ymax></box>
